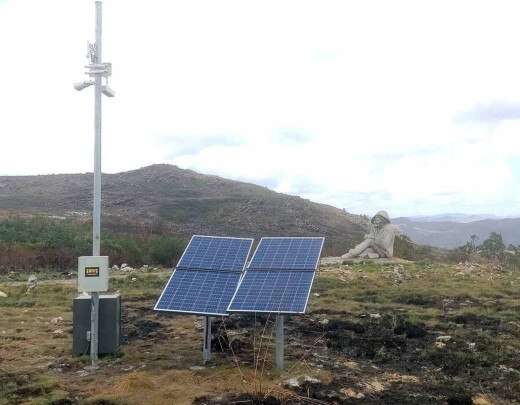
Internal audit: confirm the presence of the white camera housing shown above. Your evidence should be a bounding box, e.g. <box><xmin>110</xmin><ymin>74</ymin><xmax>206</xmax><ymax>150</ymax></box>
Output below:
<box><xmin>73</xmin><ymin>80</ymin><xmax>94</xmax><ymax>91</ymax></box>
<box><xmin>102</xmin><ymin>85</ymin><xmax>116</xmax><ymax>97</ymax></box>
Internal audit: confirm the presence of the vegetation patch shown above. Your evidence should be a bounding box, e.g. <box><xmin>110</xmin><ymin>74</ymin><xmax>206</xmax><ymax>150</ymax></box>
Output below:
<box><xmin>0</xmin><ymin>216</ymin><xmax>186</xmax><ymax>271</ymax></box>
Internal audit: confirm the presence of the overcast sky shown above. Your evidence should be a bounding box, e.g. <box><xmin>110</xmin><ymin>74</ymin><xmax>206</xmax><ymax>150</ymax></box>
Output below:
<box><xmin>1</xmin><ymin>0</ymin><xmax>520</xmax><ymax>217</ymax></box>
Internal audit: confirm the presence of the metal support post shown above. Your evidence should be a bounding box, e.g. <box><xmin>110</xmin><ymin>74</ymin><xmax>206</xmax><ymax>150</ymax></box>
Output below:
<box><xmin>74</xmin><ymin>0</ymin><xmax>114</xmax><ymax>369</ymax></box>
<box><xmin>203</xmin><ymin>316</ymin><xmax>212</xmax><ymax>363</ymax></box>
<box><xmin>275</xmin><ymin>314</ymin><xmax>284</xmax><ymax>370</ymax></box>
<box><xmin>90</xmin><ymin>1</ymin><xmax>103</xmax><ymax>367</ymax></box>
<box><xmin>90</xmin><ymin>292</ymin><xmax>99</xmax><ymax>364</ymax></box>
<box><xmin>93</xmin><ymin>0</ymin><xmax>102</xmax><ymax>258</ymax></box>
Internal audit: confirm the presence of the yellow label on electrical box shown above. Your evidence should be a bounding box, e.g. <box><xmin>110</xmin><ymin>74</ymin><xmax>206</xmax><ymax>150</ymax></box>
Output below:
<box><xmin>85</xmin><ymin>267</ymin><xmax>100</xmax><ymax>277</ymax></box>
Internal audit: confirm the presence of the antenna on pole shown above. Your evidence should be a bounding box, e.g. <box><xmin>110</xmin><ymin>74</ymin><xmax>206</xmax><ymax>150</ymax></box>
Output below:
<box><xmin>74</xmin><ymin>0</ymin><xmax>115</xmax><ymax>368</ymax></box>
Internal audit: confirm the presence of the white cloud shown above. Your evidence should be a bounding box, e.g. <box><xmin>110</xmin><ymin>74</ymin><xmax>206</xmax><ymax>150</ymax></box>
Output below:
<box><xmin>1</xmin><ymin>0</ymin><xmax>520</xmax><ymax>216</ymax></box>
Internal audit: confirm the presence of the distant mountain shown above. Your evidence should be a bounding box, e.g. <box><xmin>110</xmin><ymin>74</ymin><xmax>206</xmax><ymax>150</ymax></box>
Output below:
<box><xmin>394</xmin><ymin>216</ymin><xmax>520</xmax><ymax>249</ymax></box>
<box><xmin>403</xmin><ymin>213</ymin><xmax>501</xmax><ymax>223</ymax></box>
<box><xmin>0</xmin><ymin>164</ymin><xmax>366</xmax><ymax>256</ymax></box>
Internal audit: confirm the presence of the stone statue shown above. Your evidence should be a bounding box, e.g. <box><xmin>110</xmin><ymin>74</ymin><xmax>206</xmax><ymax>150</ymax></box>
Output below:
<box><xmin>342</xmin><ymin>210</ymin><xmax>399</xmax><ymax>259</ymax></box>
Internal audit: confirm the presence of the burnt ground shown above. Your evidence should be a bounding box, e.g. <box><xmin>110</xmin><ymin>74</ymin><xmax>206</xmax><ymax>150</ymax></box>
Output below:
<box><xmin>202</xmin><ymin>310</ymin><xmax>518</xmax><ymax>404</ymax></box>
<box><xmin>1</xmin><ymin>263</ymin><xmax>520</xmax><ymax>404</ymax></box>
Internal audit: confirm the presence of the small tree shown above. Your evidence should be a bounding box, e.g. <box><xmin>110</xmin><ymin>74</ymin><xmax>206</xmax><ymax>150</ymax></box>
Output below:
<box><xmin>479</xmin><ymin>232</ymin><xmax>505</xmax><ymax>260</ymax></box>
<box><xmin>470</xmin><ymin>234</ymin><xmax>479</xmax><ymax>252</ymax></box>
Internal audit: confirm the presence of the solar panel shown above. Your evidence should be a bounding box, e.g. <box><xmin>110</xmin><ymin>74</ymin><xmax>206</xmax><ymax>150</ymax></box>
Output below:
<box><xmin>247</xmin><ymin>237</ymin><xmax>324</xmax><ymax>271</ymax></box>
<box><xmin>154</xmin><ymin>236</ymin><xmax>253</xmax><ymax>316</ymax></box>
<box><xmin>228</xmin><ymin>270</ymin><xmax>314</xmax><ymax>313</ymax></box>
<box><xmin>177</xmin><ymin>235</ymin><xmax>253</xmax><ymax>272</ymax></box>
<box><xmin>155</xmin><ymin>270</ymin><xmax>242</xmax><ymax>315</ymax></box>
<box><xmin>228</xmin><ymin>237</ymin><xmax>324</xmax><ymax>314</ymax></box>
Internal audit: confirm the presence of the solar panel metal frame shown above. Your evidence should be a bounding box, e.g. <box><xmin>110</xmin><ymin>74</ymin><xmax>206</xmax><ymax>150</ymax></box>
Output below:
<box><xmin>227</xmin><ymin>236</ymin><xmax>325</xmax><ymax>314</ymax></box>
<box><xmin>154</xmin><ymin>235</ymin><xmax>254</xmax><ymax>317</ymax></box>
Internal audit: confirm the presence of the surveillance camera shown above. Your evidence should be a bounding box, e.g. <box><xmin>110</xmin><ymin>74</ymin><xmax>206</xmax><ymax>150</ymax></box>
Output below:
<box><xmin>73</xmin><ymin>81</ymin><xmax>94</xmax><ymax>91</ymax></box>
<box><xmin>102</xmin><ymin>85</ymin><xmax>115</xmax><ymax>98</ymax></box>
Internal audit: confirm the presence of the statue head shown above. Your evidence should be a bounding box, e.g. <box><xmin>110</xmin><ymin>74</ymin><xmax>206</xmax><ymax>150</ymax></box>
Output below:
<box><xmin>371</xmin><ymin>210</ymin><xmax>390</xmax><ymax>228</ymax></box>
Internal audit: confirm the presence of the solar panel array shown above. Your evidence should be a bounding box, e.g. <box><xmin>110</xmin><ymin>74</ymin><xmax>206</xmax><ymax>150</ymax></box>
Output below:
<box><xmin>154</xmin><ymin>236</ymin><xmax>253</xmax><ymax>316</ymax></box>
<box><xmin>228</xmin><ymin>237</ymin><xmax>324</xmax><ymax>314</ymax></box>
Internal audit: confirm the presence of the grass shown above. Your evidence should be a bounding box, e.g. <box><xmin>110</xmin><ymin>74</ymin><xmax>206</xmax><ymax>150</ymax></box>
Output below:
<box><xmin>1</xmin><ymin>263</ymin><xmax>520</xmax><ymax>403</ymax></box>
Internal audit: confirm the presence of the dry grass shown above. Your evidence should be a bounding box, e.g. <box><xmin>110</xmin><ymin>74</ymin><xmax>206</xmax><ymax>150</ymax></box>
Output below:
<box><xmin>1</xmin><ymin>263</ymin><xmax>520</xmax><ymax>404</ymax></box>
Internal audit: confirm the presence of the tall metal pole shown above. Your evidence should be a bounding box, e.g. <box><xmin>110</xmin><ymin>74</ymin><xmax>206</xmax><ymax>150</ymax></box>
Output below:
<box><xmin>74</xmin><ymin>0</ymin><xmax>114</xmax><ymax>369</ymax></box>
<box><xmin>203</xmin><ymin>316</ymin><xmax>212</xmax><ymax>363</ymax></box>
<box><xmin>275</xmin><ymin>314</ymin><xmax>284</xmax><ymax>370</ymax></box>
<box><xmin>90</xmin><ymin>0</ymin><xmax>103</xmax><ymax>367</ymax></box>
<box><xmin>93</xmin><ymin>0</ymin><xmax>102</xmax><ymax>257</ymax></box>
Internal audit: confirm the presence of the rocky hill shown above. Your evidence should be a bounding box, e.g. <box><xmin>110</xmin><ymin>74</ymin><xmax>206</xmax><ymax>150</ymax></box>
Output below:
<box><xmin>0</xmin><ymin>164</ymin><xmax>366</xmax><ymax>255</ymax></box>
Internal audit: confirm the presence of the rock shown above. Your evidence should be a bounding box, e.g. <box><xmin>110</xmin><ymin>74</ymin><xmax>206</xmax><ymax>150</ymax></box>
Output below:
<box><xmin>124</xmin><ymin>266</ymin><xmax>135</xmax><ymax>272</ymax></box>
<box><xmin>26</xmin><ymin>275</ymin><xmax>38</xmax><ymax>292</ymax></box>
<box><xmin>121</xmin><ymin>263</ymin><xmax>128</xmax><ymax>269</ymax></box>
<box><xmin>341</xmin><ymin>388</ymin><xmax>365</xmax><ymax>399</ymax></box>
<box><xmin>131</xmin><ymin>277</ymin><xmax>137</xmax><ymax>282</ymax></box>
<box><xmin>319</xmin><ymin>319</ymin><xmax>329</xmax><ymax>325</ymax></box>
<box><xmin>313</xmin><ymin>293</ymin><xmax>320</xmax><ymax>297</ymax></box>
<box><xmin>498</xmin><ymin>364</ymin><xmax>515</xmax><ymax>373</ymax></box>
<box><xmin>111</xmin><ymin>265</ymin><xmax>119</xmax><ymax>271</ymax></box>
<box><xmin>435</xmin><ymin>341</ymin><xmax>446</xmax><ymax>349</ymax></box>
<box><xmin>472</xmin><ymin>393</ymin><xmax>493</xmax><ymax>405</ymax></box>
<box><xmin>369</xmin><ymin>313</ymin><xmax>382</xmax><ymax>319</ymax></box>
<box><xmin>141</xmin><ymin>265</ymin><xmax>149</xmax><ymax>271</ymax></box>
<box><xmin>50</xmin><ymin>316</ymin><xmax>64</xmax><ymax>324</ymax></box>
<box><xmin>189</xmin><ymin>366</ymin><xmax>205</xmax><ymax>371</ymax></box>
<box><xmin>52</xmin><ymin>329</ymin><xmax>65</xmax><ymax>338</ymax></box>
<box><xmin>436</xmin><ymin>335</ymin><xmax>452</xmax><ymax>342</ymax></box>
<box><xmin>0</xmin><ymin>291</ymin><xmax>8</xmax><ymax>298</ymax></box>
<box><xmin>284</xmin><ymin>378</ymin><xmax>300</xmax><ymax>388</ymax></box>
<box><xmin>303</xmin><ymin>375</ymin><xmax>320</xmax><ymax>384</ymax></box>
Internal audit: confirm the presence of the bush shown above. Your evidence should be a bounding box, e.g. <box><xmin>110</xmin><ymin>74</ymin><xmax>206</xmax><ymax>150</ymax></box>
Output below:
<box><xmin>0</xmin><ymin>216</ymin><xmax>187</xmax><ymax>271</ymax></box>
<box><xmin>149</xmin><ymin>236</ymin><xmax>185</xmax><ymax>267</ymax></box>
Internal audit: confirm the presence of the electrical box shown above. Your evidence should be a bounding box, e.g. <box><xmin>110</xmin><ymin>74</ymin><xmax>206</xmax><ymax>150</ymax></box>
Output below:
<box><xmin>72</xmin><ymin>293</ymin><xmax>121</xmax><ymax>356</ymax></box>
<box><xmin>78</xmin><ymin>256</ymin><xmax>109</xmax><ymax>292</ymax></box>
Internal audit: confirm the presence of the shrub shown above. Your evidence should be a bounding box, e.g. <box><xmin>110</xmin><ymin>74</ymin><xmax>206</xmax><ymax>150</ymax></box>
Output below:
<box><xmin>0</xmin><ymin>216</ymin><xmax>187</xmax><ymax>271</ymax></box>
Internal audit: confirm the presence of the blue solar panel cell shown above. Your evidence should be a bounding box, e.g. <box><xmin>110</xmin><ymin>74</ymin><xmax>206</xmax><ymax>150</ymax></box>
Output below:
<box><xmin>248</xmin><ymin>237</ymin><xmax>324</xmax><ymax>271</ymax></box>
<box><xmin>177</xmin><ymin>236</ymin><xmax>252</xmax><ymax>272</ymax></box>
<box><xmin>228</xmin><ymin>270</ymin><xmax>314</xmax><ymax>313</ymax></box>
<box><xmin>155</xmin><ymin>270</ymin><xmax>241</xmax><ymax>315</ymax></box>
<box><xmin>154</xmin><ymin>236</ymin><xmax>253</xmax><ymax>316</ymax></box>
<box><xmin>228</xmin><ymin>237</ymin><xmax>325</xmax><ymax>314</ymax></box>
